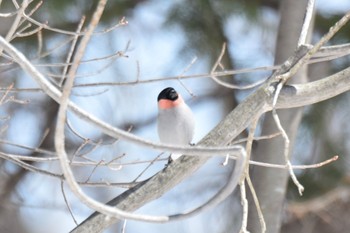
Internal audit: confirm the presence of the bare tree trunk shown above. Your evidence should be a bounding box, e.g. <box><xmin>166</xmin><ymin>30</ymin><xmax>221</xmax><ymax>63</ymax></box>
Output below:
<box><xmin>248</xmin><ymin>0</ymin><xmax>311</xmax><ymax>232</ymax></box>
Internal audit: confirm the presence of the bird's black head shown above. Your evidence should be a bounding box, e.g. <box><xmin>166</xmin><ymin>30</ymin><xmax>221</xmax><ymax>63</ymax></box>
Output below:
<box><xmin>157</xmin><ymin>87</ymin><xmax>178</xmax><ymax>102</ymax></box>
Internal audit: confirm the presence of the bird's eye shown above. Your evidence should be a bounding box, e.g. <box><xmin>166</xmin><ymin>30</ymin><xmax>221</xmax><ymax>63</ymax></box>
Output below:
<box><xmin>168</xmin><ymin>90</ymin><xmax>175</xmax><ymax>96</ymax></box>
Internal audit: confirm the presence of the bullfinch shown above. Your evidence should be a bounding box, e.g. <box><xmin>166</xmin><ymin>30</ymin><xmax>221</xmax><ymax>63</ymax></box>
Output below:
<box><xmin>157</xmin><ymin>87</ymin><xmax>195</xmax><ymax>163</ymax></box>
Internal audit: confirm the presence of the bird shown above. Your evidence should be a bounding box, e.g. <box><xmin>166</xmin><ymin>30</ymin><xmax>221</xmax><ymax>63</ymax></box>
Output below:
<box><xmin>157</xmin><ymin>87</ymin><xmax>195</xmax><ymax>164</ymax></box>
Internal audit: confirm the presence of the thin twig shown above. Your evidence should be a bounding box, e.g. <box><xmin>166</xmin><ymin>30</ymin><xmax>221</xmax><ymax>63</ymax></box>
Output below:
<box><xmin>59</xmin><ymin>16</ymin><xmax>86</xmax><ymax>87</ymax></box>
<box><xmin>22</xmin><ymin>9</ymin><xmax>127</xmax><ymax>36</ymax></box>
<box><xmin>12</xmin><ymin>22</ymin><xmax>31</xmax><ymax>37</ymax></box>
<box><xmin>132</xmin><ymin>153</ymin><xmax>164</xmax><ymax>182</ymax></box>
<box><xmin>15</xmin><ymin>24</ymin><xmax>43</xmax><ymax>38</ymax></box>
<box><xmin>244</xmin><ymin>119</ymin><xmax>266</xmax><ymax>232</ymax></box>
<box><xmin>15</xmin><ymin>24</ymin><xmax>42</xmax><ymax>36</ymax></box>
<box><xmin>0</xmin><ymin>83</ymin><xmax>14</xmax><ymax>105</ymax></box>
<box><xmin>0</xmin><ymin>138</ymin><xmax>56</xmax><ymax>156</ymax></box>
<box><xmin>210</xmin><ymin>43</ymin><xmax>265</xmax><ymax>90</ymax></box>
<box><xmin>246</xmin><ymin>175</ymin><xmax>265</xmax><ymax>232</ymax></box>
<box><xmin>3</xmin><ymin>95</ymin><xmax>29</xmax><ymax>105</ymax></box>
<box><xmin>0</xmin><ymin>10</ymin><xmax>19</xmax><ymax>18</ymax></box>
<box><xmin>121</xmin><ymin>219</ymin><xmax>127</xmax><ymax>233</ymax></box>
<box><xmin>61</xmin><ymin>181</ymin><xmax>79</xmax><ymax>226</ymax></box>
<box><xmin>0</xmin><ymin>151</ymin><xmax>63</xmax><ymax>179</ymax></box>
<box><xmin>231</xmin><ymin>132</ymin><xmax>281</xmax><ymax>145</ymax></box>
<box><xmin>70</xmin><ymin>139</ymin><xmax>90</xmax><ymax>162</ymax></box>
<box><xmin>66</xmin><ymin>119</ymin><xmax>117</xmax><ymax>146</ymax></box>
<box><xmin>241</xmin><ymin>117</ymin><xmax>264</xmax><ymax>232</ymax></box>
<box><xmin>73</xmin><ymin>65</ymin><xmax>275</xmax><ymax>88</ymax></box>
<box><xmin>297</xmin><ymin>0</ymin><xmax>315</xmax><ymax>46</ymax></box>
<box><xmin>240</xmin><ymin>181</ymin><xmax>249</xmax><ymax>233</ymax></box>
<box><xmin>250</xmin><ymin>155</ymin><xmax>338</xmax><ymax>170</ymax></box>
<box><xmin>0</xmin><ymin>0</ymin><xmax>29</xmax><ymax>55</ymax></box>
<box><xmin>45</xmin><ymin>56</ymin><xmax>125</xmax><ymax>80</ymax></box>
<box><xmin>32</xmin><ymin>50</ymin><xmax>127</xmax><ymax>68</ymax></box>
<box><xmin>272</xmin><ymin>108</ymin><xmax>304</xmax><ymax>195</ymax></box>
<box><xmin>247</xmin><ymin>125</ymin><xmax>266</xmax><ymax>233</ymax></box>
<box><xmin>106</xmin><ymin>154</ymin><xmax>126</xmax><ymax>171</ymax></box>
<box><xmin>37</xmin><ymin>36</ymin><xmax>75</xmax><ymax>59</ymax></box>
<box><xmin>177</xmin><ymin>56</ymin><xmax>197</xmax><ymax>96</ymax></box>
<box><xmin>85</xmin><ymin>160</ymin><xmax>104</xmax><ymax>183</ymax></box>
<box><xmin>270</xmin><ymin>50</ymin><xmax>305</xmax><ymax>194</ymax></box>
<box><xmin>38</xmin><ymin>127</ymin><xmax>50</xmax><ymax>146</ymax></box>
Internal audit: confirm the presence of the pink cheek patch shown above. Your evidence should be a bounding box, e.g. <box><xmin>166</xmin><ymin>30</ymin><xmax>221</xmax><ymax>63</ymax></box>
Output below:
<box><xmin>158</xmin><ymin>98</ymin><xmax>183</xmax><ymax>109</ymax></box>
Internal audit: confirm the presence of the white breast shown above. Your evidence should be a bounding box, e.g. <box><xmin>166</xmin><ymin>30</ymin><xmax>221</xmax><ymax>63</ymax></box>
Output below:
<box><xmin>157</xmin><ymin>104</ymin><xmax>195</xmax><ymax>146</ymax></box>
